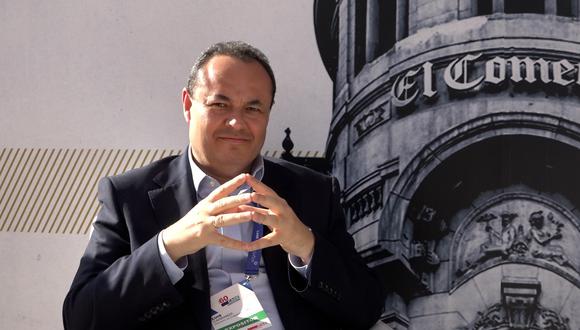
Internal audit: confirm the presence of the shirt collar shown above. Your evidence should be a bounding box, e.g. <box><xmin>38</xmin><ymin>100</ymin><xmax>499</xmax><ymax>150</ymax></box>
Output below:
<box><xmin>187</xmin><ymin>145</ymin><xmax>264</xmax><ymax>199</ymax></box>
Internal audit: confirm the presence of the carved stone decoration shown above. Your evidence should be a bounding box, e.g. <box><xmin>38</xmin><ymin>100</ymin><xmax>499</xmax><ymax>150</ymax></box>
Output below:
<box><xmin>461</xmin><ymin>279</ymin><xmax>570</xmax><ymax>330</ymax></box>
<box><xmin>409</xmin><ymin>204</ymin><xmax>449</xmax><ymax>238</ymax></box>
<box><xmin>469</xmin><ymin>302</ymin><xmax>570</xmax><ymax>330</ymax></box>
<box><xmin>527</xmin><ymin>211</ymin><xmax>573</xmax><ymax>269</ymax></box>
<box><xmin>353</xmin><ymin>102</ymin><xmax>388</xmax><ymax>139</ymax></box>
<box><xmin>417</xmin><ymin>205</ymin><xmax>437</xmax><ymax>223</ymax></box>
<box><xmin>451</xmin><ymin>193</ymin><xmax>580</xmax><ymax>289</ymax></box>
<box><xmin>410</xmin><ymin>240</ymin><xmax>440</xmax><ymax>269</ymax></box>
<box><xmin>409</xmin><ymin>239</ymin><xmax>441</xmax><ymax>292</ymax></box>
<box><xmin>347</xmin><ymin>184</ymin><xmax>383</xmax><ymax>225</ymax></box>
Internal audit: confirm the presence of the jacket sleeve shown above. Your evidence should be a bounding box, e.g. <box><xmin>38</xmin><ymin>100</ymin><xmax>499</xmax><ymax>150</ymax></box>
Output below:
<box><xmin>62</xmin><ymin>177</ymin><xmax>184</xmax><ymax>330</ymax></box>
<box><xmin>288</xmin><ymin>176</ymin><xmax>385</xmax><ymax>329</ymax></box>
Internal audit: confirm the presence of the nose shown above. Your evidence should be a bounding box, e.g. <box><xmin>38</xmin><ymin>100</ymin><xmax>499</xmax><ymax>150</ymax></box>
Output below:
<box><xmin>227</xmin><ymin>118</ymin><xmax>239</xmax><ymax>127</ymax></box>
<box><xmin>225</xmin><ymin>111</ymin><xmax>247</xmax><ymax>130</ymax></box>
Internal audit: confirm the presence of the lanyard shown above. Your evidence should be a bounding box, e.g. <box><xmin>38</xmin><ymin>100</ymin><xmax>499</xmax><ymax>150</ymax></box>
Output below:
<box><xmin>244</xmin><ymin>202</ymin><xmax>263</xmax><ymax>279</ymax></box>
<box><xmin>244</xmin><ymin>212</ymin><xmax>263</xmax><ymax>278</ymax></box>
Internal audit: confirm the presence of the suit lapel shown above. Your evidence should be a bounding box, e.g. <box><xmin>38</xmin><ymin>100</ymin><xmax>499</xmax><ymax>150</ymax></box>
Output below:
<box><xmin>148</xmin><ymin>150</ymin><xmax>210</xmax><ymax>289</ymax></box>
<box><xmin>147</xmin><ymin>150</ymin><xmax>211</xmax><ymax>328</ymax></box>
<box><xmin>148</xmin><ymin>151</ymin><xmax>196</xmax><ymax>229</ymax></box>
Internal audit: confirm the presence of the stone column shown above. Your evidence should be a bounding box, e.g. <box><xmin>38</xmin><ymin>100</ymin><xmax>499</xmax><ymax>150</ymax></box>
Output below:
<box><xmin>336</xmin><ymin>0</ymin><xmax>349</xmax><ymax>90</ymax></box>
<box><xmin>493</xmin><ymin>0</ymin><xmax>505</xmax><ymax>13</ymax></box>
<box><xmin>348</xmin><ymin>0</ymin><xmax>358</xmax><ymax>81</ymax></box>
<box><xmin>365</xmin><ymin>0</ymin><xmax>380</xmax><ymax>62</ymax></box>
<box><xmin>396</xmin><ymin>0</ymin><xmax>407</xmax><ymax>41</ymax></box>
<box><xmin>545</xmin><ymin>0</ymin><xmax>557</xmax><ymax>14</ymax></box>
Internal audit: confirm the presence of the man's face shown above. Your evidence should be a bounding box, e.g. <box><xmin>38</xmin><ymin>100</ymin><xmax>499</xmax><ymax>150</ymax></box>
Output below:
<box><xmin>182</xmin><ymin>55</ymin><xmax>273</xmax><ymax>182</ymax></box>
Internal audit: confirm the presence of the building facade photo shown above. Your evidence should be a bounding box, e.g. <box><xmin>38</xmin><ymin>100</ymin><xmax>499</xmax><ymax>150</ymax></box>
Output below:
<box><xmin>314</xmin><ymin>0</ymin><xmax>580</xmax><ymax>329</ymax></box>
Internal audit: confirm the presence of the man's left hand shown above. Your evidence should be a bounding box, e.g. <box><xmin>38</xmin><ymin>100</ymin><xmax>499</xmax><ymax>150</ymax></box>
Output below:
<box><xmin>240</xmin><ymin>175</ymin><xmax>315</xmax><ymax>264</ymax></box>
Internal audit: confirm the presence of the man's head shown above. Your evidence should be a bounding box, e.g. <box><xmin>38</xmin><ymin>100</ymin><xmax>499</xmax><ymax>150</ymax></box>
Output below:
<box><xmin>187</xmin><ymin>41</ymin><xmax>276</xmax><ymax>104</ymax></box>
<box><xmin>182</xmin><ymin>41</ymin><xmax>275</xmax><ymax>182</ymax></box>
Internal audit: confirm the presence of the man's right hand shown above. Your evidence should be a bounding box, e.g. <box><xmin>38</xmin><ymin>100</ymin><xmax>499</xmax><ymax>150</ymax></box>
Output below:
<box><xmin>161</xmin><ymin>173</ymin><xmax>254</xmax><ymax>261</ymax></box>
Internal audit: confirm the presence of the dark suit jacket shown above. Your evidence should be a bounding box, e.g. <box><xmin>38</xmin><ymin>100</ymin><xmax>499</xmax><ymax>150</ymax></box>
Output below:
<box><xmin>63</xmin><ymin>151</ymin><xmax>384</xmax><ymax>330</ymax></box>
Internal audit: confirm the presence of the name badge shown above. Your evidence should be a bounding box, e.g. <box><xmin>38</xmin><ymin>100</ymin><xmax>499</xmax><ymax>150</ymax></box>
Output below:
<box><xmin>210</xmin><ymin>281</ymin><xmax>271</xmax><ymax>330</ymax></box>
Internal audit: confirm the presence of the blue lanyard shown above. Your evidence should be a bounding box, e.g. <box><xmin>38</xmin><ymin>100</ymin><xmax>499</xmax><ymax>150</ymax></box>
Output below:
<box><xmin>244</xmin><ymin>219</ymin><xmax>263</xmax><ymax>277</ymax></box>
<box><xmin>244</xmin><ymin>203</ymin><xmax>263</xmax><ymax>278</ymax></box>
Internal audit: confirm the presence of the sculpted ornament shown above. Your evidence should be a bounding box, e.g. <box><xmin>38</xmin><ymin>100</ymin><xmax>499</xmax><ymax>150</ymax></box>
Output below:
<box><xmin>354</xmin><ymin>103</ymin><xmax>388</xmax><ymax>139</ymax></box>
<box><xmin>457</xmin><ymin>209</ymin><xmax>574</xmax><ymax>276</ymax></box>
<box><xmin>467</xmin><ymin>303</ymin><xmax>570</xmax><ymax>330</ymax></box>
<box><xmin>527</xmin><ymin>211</ymin><xmax>572</xmax><ymax>269</ymax></box>
<box><xmin>461</xmin><ymin>279</ymin><xmax>570</xmax><ymax>330</ymax></box>
<box><xmin>452</xmin><ymin>194</ymin><xmax>580</xmax><ymax>286</ymax></box>
<box><xmin>410</xmin><ymin>239</ymin><xmax>441</xmax><ymax>292</ymax></box>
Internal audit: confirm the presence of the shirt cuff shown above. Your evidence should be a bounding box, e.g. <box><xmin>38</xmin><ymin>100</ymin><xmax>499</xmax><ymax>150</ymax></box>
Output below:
<box><xmin>288</xmin><ymin>254</ymin><xmax>311</xmax><ymax>279</ymax></box>
<box><xmin>158</xmin><ymin>231</ymin><xmax>188</xmax><ymax>284</ymax></box>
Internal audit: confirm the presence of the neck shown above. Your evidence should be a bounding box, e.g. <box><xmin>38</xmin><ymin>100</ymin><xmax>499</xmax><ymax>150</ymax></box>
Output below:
<box><xmin>193</xmin><ymin>159</ymin><xmax>253</xmax><ymax>184</ymax></box>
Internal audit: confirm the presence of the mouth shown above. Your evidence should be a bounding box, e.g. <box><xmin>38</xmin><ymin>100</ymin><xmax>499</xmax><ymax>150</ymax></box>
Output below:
<box><xmin>217</xmin><ymin>136</ymin><xmax>251</xmax><ymax>144</ymax></box>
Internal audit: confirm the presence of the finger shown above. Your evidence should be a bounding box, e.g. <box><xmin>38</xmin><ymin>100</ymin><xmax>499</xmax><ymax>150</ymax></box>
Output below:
<box><xmin>246</xmin><ymin>175</ymin><xmax>278</xmax><ymax>196</ymax></box>
<box><xmin>209</xmin><ymin>193</ymin><xmax>252</xmax><ymax>214</ymax></box>
<box><xmin>238</xmin><ymin>205</ymin><xmax>279</xmax><ymax>227</ymax></box>
<box><xmin>211</xmin><ymin>233</ymin><xmax>249</xmax><ymax>251</ymax></box>
<box><xmin>208</xmin><ymin>211</ymin><xmax>254</xmax><ymax>228</ymax></box>
<box><xmin>238</xmin><ymin>204</ymin><xmax>267</xmax><ymax>212</ymax></box>
<box><xmin>249</xmin><ymin>193</ymin><xmax>286</xmax><ymax>212</ymax></box>
<box><xmin>246</xmin><ymin>232</ymin><xmax>279</xmax><ymax>251</ymax></box>
<box><xmin>220</xmin><ymin>206</ymin><xmax>245</xmax><ymax>214</ymax></box>
<box><xmin>206</xmin><ymin>173</ymin><xmax>248</xmax><ymax>202</ymax></box>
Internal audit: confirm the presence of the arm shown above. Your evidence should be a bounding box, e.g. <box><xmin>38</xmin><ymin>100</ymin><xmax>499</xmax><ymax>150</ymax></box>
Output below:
<box><xmin>63</xmin><ymin>173</ymin><xmax>261</xmax><ymax>329</ymax></box>
<box><xmin>289</xmin><ymin>177</ymin><xmax>384</xmax><ymax>328</ymax></box>
<box><xmin>63</xmin><ymin>178</ymin><xmax>183</xmax><ymax>330</ymax></box>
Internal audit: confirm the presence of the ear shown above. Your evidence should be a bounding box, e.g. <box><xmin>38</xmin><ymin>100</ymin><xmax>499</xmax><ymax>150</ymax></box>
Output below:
<box><xmin>182</xmin><ymin>88</ymin><xmax>192</xmax><ymax>124</ymax></box>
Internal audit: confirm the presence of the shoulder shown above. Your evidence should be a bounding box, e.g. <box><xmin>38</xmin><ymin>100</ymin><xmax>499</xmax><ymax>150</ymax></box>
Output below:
<box><xmin>103</xmin><ymin>154</ymin><xmax>180</xmax><ymax>192</ymax></box>
<box><xmin>263</xmin><ymin>157</ymin><xmax>334</xmax><ymax>186</ymax></box>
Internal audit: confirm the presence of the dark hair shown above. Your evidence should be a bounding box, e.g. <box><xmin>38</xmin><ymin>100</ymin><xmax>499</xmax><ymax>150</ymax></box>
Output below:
<box><xmin>186</xmin><ymin>41</ymin><xmax>276</xmax><ymax>105</ymax></box>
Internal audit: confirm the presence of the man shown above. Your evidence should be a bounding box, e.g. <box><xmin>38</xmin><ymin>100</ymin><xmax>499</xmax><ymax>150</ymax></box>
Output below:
<box><xmin>63</xmin><ymin>41</ymin><xmax>384</xmax><ymax>329</ymax></box>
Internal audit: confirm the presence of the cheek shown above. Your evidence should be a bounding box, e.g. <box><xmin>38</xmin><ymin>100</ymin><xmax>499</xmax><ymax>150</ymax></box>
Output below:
<box><xmin>199</xmin><ymin>116</ymin><xmax>222</xmax><ymax>140</ymax></box>
<box><xmin>189</xmin><ymin>114</ymin><xmax>209</xmax><ymax>140</ymax></box>
<box><xmin>250</xmin><ymin>120</ymin><xmax>268</xmax><ymax>139</ymax></box>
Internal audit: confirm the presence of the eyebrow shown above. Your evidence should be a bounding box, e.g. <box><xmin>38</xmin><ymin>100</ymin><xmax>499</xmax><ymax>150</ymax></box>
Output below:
<box><xmin>246</xmin><ymin>100</ymin><xmax>265</xmax><ymax>107</ymax></box>
<box><xmin>207</xmin><ymin>94</ymin><xmax>266</xmax><ymax>107</ymax></box>
<box><xmin>206</xmin><ymin>94</ymin><xmax>231</xmax><ymax>103</ymax></box>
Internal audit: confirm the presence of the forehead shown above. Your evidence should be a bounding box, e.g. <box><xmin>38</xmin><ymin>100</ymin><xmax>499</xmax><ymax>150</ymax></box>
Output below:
<box><xmin>195</xmin><ymin>55</ymin><xmax>273</xmax><ymax>98</ymax></box>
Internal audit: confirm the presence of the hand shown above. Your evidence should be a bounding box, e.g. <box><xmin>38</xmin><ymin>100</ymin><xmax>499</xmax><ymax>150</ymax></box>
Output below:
<box><xmin>162</xmin><ymin>174</ymin><xmax>254</xmax><ymax>261</ymax></box>
<box><xmin>241</xmin><ymin>175</ymin><xmax>315</xmax><ymax>263</ymax></box>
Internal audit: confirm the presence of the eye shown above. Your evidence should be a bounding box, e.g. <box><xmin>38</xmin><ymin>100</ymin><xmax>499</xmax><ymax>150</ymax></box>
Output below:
<box><xmin>246</xmin><ymin>106</ymin><xmax>262</xmax><ymax>113</ymax></box>
<box><xmin>208</xmin><ymin>102</ymin><xmax>227</xmax><ymax>109</ymax></box>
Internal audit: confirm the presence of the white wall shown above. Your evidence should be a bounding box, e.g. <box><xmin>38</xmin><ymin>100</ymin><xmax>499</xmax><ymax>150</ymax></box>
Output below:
<box><xmin>0</xmin><ymin>0</ymin><xmax>332</xmax><ymax>152</ymax></box>
<box><xmin>0</xmin><ymin>233</ymin><xmax>89</xmax><ymax>329</ymax></box>
<box><xmin>0</xmin><ymin>1</ymin><xmax>332</xmax><ymax>329</ymax></box>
